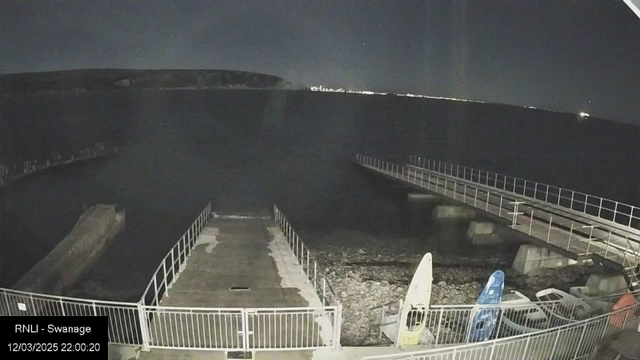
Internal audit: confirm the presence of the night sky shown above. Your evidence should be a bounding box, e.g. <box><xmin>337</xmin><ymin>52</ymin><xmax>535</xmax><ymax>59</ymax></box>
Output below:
<box><xmin>1</xmin><ymin>1</ymin><xmax>639</xmax><ymax>124</ymax></box>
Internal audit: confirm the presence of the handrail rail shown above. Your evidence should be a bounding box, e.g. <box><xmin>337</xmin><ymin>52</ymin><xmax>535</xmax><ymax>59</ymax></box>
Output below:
<box><xmin>0</xmin><ymin>142</ymin><xmax>116</xmax><ymax>187</ymax></box>
<box><xmin>409</xmin><ymin>155</ymin><xmax>640</xmax><ymax>233</ymax></box>
<box><xmin>0</xmin><ymin>287</ymin><xmax>138</xmax><ymax>307</ymax></box>
<box><xmin>273</xmin><ymin>204</ymin><xmax>341</xmax><ymax>307</ymax></box>
<box><xmin>362</xmin><ymin>300</ymin><xmax>640</xmax><ymax>360</ymax></box>
<box><xmin>140</xmin><ymin>203</ymin><xmax>212</xmax><ymax>306</ymax></box>
<box><xmin>356</xmin><ymin>154</ymin><xmax>640</xmax><ymax>273</ymax></box>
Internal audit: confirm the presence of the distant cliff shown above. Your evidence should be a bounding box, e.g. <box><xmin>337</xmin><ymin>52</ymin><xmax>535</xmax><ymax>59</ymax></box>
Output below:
<box><xmin>0</xmin><ymin>69</ymin><xmax>292</xmax><ymax>96</ymax></box>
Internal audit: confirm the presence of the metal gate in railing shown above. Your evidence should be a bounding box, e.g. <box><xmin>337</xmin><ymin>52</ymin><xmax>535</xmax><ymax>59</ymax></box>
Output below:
<box><xmin>142</xmin><ymin>305</ymin><xmax>340</xmax><ymax>351</ymax></box>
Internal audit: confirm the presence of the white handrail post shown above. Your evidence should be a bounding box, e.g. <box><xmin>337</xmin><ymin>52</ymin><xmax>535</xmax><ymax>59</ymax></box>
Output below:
<box><xmin>529</xmin><ymin>211</ymin><xmax>534</xmax><ymax>235</ymax></box>
<box><xmin>153</xmin><ymin>276</ymin><xmax>158</xmax><ymax>306</ymax></box>
<box><xmin>474</xmin><ymin>188</ymin><xmax>478</xmax><ymax>207</ymax></box>
<box><xmin>547</xmin><ymin>216</ymin><xmax>553</xmax><ymax>242</ymax></box>
<box><xmin>314</xmin><ymin>262</ymin><xmax>317</xmax><ymax>290</ymax></box>
<box><xmin>171</xmin><ymin>249</ymin><xmax>176</xmax><ymax>284</ymax></box>
<box><xmin>333</xmin><ymin>304</ymin><xmax>342</xmax><ymax>349</ymax></box>
<box><xmin>163</xmin><ymin>261</ymin><xmax>169</xmax><ymax>297</ymax></box>
<box><xmin>573</xmin><ymin>322</ymin><xmax>589</xmax><ymax>359</ymax></box>
<box><xmin>322</xmin><ymin>278</ymin><xmax>327</xmax><ymax>306</ymax></box>
<box><xmin>486</xmin><ymin>191</ymin><xmax>490</xmax><ymax>211</ymax></box>
<box><xmin>434</xmin><ymin>309</ymin><xmax>444</xmax><ymax>345</ymax></box>
<box><xmin>306</xmin><ymin>250</ymin><xmax>310</xmax><ymax>282</ymax></box>
<box><xmin>137</xmin><ymin>301</ymin><xmax>151</xmax><ymax>351</ymax></box>
<box><xmin>567</xmin><ymin>224</ymin><xmax>574</xmax><ymax>251</ymax></box>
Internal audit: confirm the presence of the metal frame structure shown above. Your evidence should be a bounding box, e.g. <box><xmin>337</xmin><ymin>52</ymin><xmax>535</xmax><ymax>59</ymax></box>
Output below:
<box><xmin>408</xmin><ymin>156</ymin><xmax>640</xmax><ymax>232</ymax></box>
<box><xmin>355</xmin><ymin>154</ymin><xmax>640</xmax><ymax>289</ymax></box>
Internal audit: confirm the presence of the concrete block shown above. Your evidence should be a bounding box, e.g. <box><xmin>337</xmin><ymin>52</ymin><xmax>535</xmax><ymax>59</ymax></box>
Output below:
<box><xmin>467</xmin><ymin>222</ymin><xmax>503</xmax><ymax>245</ymax></box>
<box><xmin>407</xmin><ymin>193</ymin><xmax>439</xmax><ymax>202</ymax></box>
<box><xmin>433</xmin><ymin>205</ymin><xmax>476</xmax><ymax>220</ymax></box>
<box><xmin>586</xmin><ymin>274</ymin><xmax>629</xmax><ymax>294</ymax></box>
<box><xmin>512</xmin><ymin>244</ymin><xmax>577</xmax><ymax>274</ymax></box>
<box><xmin>13</xmin><ymin>204</ymin><xmax>125</xmax><ymax>295</ymax></box>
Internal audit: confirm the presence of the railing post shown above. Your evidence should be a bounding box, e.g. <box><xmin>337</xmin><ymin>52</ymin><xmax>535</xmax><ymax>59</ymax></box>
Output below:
<box><xmin>614</xmin><ymin>202</ymin><xmax>619</xmax><ymax>223</ymax></box>
<box><xmin>486</xmin><ymin>191</ymin><xmax>490</xmax><ymax>211</ymax></box>
<box><xmin>474</xmin><ymin>188</ymin><xmax>478</xmax><ymax>207</ymax></box>
<box><xmin>573</xmin><ymin>322</ymin><xmax>589</xmax><ymax>359</ymax></box>
<box><xmin>3</xmin><ymin>291</ymin><xmax>13</xmax><ymax>315</ymax></box>
<box><xmin>137</xmin><ymin>301</ymin><xmax>151</xmax><ymax>351</ymax></box>
<box><xmin>322</xmin><ymin>278</ymin><xmax>327</xmax><ymax>306</ymax></box>
<box><xmin>534</xmin><ymin>183</ymin><xmax>538</xmax><ymax>200</ymax></box>
<box><xmin>170</xmin><ymin>249</ymin><xmax>176</xmax><ymax>286</ymax></box>
<box><xmin>498</xmin><ymin>196</ymin><xmax>504</xmax><ymax>217</ymax></box>
<box><xmin>529</xmin><ymin>211</ymin><xmax>534</xmax><ymax>235</ymax></box>
<box><xmin>60</xmin><ymin>298</ymin><xmax>65</xmax><ymax>316</ymax></box>
<box><xmin>314</xmin><ymin>262</ymin><xmax>317</xmax><ymax>290</ymax></box>
<box><xmin>521</xmin><ymin>335</ymin><xmax>532</xmax><ymax>359</ymax></box>
<box><xmin>571</xmin><ymin>191</ymin><xmax>575</xmax><ymax>210</ymax></box>
<box><xmin>604</xmin><ymin>231</ymin><xmax>612</xmax><ymax>258</ymax></box>
<box><xmin>92</xmin><ymin>301</ymin><xmax>97</xmax><ymax>316</ymax></box>
<box><xmin>567</xmin><ymin>224</ymin><xmax>574</xmax><ymax>251</ymax></box>
<box><xmin>333</xmin><ymin>304</ymin><xmax>343</xmax><ymax>349</ymax></box>
<box><xmin>163</xmin><ymin>261</ymin><xmax>169</xmax><ymax>297</ymax></box>
<box><xmin>306</xmin><ymin>250</ymin><xmax>310</xmax><ymax>282</ymax></box>
<box><xmin>153</xmin><ymin>276</ymin><xmax>158</xmax><ymax>306</ymax></box>
<box><xmin>434</xmin><ymin>308</ymin><xmax>444</xmax><ymax>345</ymax></box>
<box><xmin>623</xmin><ymin>236</ymin><xmax>631</xmax><ymax>267</ymax></box>
<box><xmin>549</xmin><ymin>329</ymin><xmax>561</xmax><ymax>360</ymax></box>
<box><xmin>547</xmin><ymin>216</ymin><xmax>553</xmax><ymax>242</ymax></box>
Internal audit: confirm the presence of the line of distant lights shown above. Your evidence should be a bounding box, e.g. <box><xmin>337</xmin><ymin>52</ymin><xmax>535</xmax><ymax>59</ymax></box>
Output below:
<box><xmin>307</xmin><ymin>85</ymin><xmax>559</xmax><ymax>112</ymax></box>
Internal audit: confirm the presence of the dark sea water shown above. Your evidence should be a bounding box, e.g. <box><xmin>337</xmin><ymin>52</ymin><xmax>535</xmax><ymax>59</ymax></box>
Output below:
<box><xmin>1</xmin><ymin>89</ymin><xmax>638</xmax><ymax>301</ymax></box>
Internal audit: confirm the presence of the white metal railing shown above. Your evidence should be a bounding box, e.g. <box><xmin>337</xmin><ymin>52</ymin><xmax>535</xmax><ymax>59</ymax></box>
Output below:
<box><xmin>0</xmin><ymin>287</ymin><xmax>144</xmax><ymax>346</ymax></box>
<box><xmin>245</xmin><ymin>307</ymin><xmax>340</xmax><ymax>350</ymax></box>
<box><xmin>372</xmin><ymin>289</ymin><xmax>639</xmax><ymax>346</ymax></box>
<box><xmin>141</xmin><ymin>305</ymin><xmax>340</xmax><ymax>350</ymax></box>
<box><xmin>136</xmin><ymin>204</ymin><xmax>342</xmax><ymax>351</ymax></box>
<box><xmin>409</xmin><ymin>155</ymin><xmax>640</xmax><ymax>232</ymax></box>
<box><xmin>141</xmin><ymin>203</ymin><xmax>212</xmax><ymax>307</ymax></box>
<box><xmin>143</xmin><ymin>306</ymin><xmax>245</xmax><ymax>350</ymax></box>
<box><xmin>356</xmin><ymin>155</ymin><xmax>640</xmax><ymax>277</ymax></box>
<box><xmin>362</xmin><ymin>300</ymin><xmax>640</xmax><ymax>360</ymax></box>
<box><xmin>0</xmin><ymin>142</ymin><xmax>115</xmax><ymax>186</ymax></box>
<box><xmin>273</xmin><ymin>204</ymin><xmax>341</xmax><ymax>308</ymax></box>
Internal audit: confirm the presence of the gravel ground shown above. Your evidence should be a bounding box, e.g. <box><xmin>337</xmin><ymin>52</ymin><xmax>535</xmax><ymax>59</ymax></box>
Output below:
<box><xmin>300</xmin><ymin>229</ymin><xmax>600</xmax><ymax>346</ymax></box>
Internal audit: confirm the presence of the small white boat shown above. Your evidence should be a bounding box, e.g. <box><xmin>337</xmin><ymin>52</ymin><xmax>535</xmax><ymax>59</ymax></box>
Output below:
<box><xmin>498</xmin><ymin>291</ymin><xmax>550</xmax><ymax>336</ymax></box>
<box><xmin>536</xmin><ymin>288</ymin><xmax>594</xmax><ymax>322</ymax></box>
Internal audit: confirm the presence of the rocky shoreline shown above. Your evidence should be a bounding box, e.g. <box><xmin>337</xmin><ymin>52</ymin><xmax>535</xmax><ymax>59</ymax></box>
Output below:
<box><xmin>301</xmin><ymin>229</ymin><xmax>599</xmax><ymax>346</ymax></box>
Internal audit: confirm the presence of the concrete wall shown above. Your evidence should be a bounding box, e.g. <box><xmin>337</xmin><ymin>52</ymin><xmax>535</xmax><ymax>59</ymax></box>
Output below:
<box><xmin>12</xmin><ymin>204</ymin><xmax>124</xmax><ymax>295</ymax></box>
<box><xmin>433</xmin><ymin>205</ymin><xmax>476</xmax><ymax>220</ymax></box>
<box><xmin>512</xmin><ymin>244</ymin><xmax>578</xmax><ymax>274</ymax></box>
<box><xmin>466</xmin><ymin>221</ymin><xmax>503</xmax><ymax>245</ymax></box>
